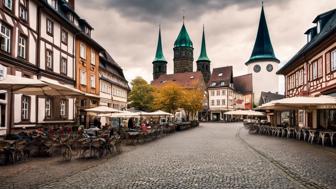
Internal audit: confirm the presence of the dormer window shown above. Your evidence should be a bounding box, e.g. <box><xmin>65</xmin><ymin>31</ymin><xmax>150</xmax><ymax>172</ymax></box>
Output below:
<box><xmin>317</xmin><ymin>20</ymin><xmax>321</xmax><ymax>34</ymax></box>
<box><xmin>211</xmin><ymin>82</ymin><xmax>216</xmax><ymax>87</ymax></box>
<box><xmin>307</xmin><ymin>33</ymin><xmax>311</xmax><ymax>43</ymax></box>
<box><xmin>220</xmin><ymin>81</ymin><xmax>225</xmax><ymax>86</ymax></box>
<box><xmin>49</xmin><ymin>0</ymin><xmax>58</xmax><ymax>10</ymax></box>
<box><xmin>190</xmin><ymin>76</ymin><xmax>194</xmax><ymax>79</ymax></box>
<box><xmin>218</xmin><ymin>73</ymin><xmax>223</xmax><ymax>77</ymax></box>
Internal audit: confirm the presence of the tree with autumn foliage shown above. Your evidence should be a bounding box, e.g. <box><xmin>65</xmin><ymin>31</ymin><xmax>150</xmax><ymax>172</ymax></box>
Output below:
<box><xmin>181</xmin><ymin>89</ymin><xmax>204</xmax><ymax>121</ymax></box>
<box><xmin>152</xmin><ymin>82</ymin><xmax>184</xmax><ymax>114</ymax></box>
<box><xmin>128</xmin><ymin>77</ymin><xmax>154</xmax><ymax>111</ymax></box>
<box><xmin>152</xmin><ymin>82</ymin><xmax>204</xmax><ymax>121</ymax></box>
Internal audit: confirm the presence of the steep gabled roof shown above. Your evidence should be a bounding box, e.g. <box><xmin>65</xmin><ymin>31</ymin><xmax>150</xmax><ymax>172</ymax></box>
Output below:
<box><xmin>151</xmin><ymin>72</ymin><xmax>205</xmax><ymax>89</ymax></box>
<box><xmin>233</xmin><ymin>74</ymin><xmax>253</xmax><ymax>94</ymax></box>
<box><xmin>246</xmin><ymin>4</ymin><xmax>279</xmax><ymax>65</ymax></box>
<box><xmin>259</xmin><ymin>91</ymin><xmax>284</xmax><ymax>105</ymax></box>
<box><xmin>277</xmin><ymin>9</ymin><xmax>336</xmax><ymax>75</ymax></box>
<box><xmin>208</xmin><ymin>66</ymin><xmax>233</xmax><ymax>88</ymax></box>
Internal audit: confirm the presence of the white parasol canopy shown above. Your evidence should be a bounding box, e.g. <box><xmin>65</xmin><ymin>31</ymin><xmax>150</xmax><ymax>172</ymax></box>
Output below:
<box><xmin>224</xmin><ymin>110</ymin><xmax>265</xmax><ymax>116</ymax></box>
<box><xmin>257</xmin><ymin>95</ymin><xmax>336</xmax><ymax>110</ymax></box>
<box><xmin>14</xmin><ymin>78</ymin><xmax>84</xmax><ymax>96</ymax></box>
<box><xmin>0</xmin><ymin>75</ymin><xmax>47</xmax><ymax>90</ymax></box>
<box><xmin>85</xmin><ymin>106</ymin><xmax>121</xmax><ymax>113</ymax></box>
<box><xmin>109</xmin><ymin>111</ymin><xmax>140</xmax><ymax>118</ymax></box>
<box><xmin>149</xmin><ymin>110</ymin><xmax>173</xmax><ymax>116</ymax></box>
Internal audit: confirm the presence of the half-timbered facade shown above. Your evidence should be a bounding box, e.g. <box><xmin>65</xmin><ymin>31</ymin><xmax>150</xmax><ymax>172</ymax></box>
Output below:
<box><xmin>0</xmin><ymin>0</ymin><xmax>39</xmax><ymax>135</ymax></box>
<box><xmin>277</xmin><ymin>9</ymin><xmax>336</xmax><ymax>129</ymax></box>
<box><xmin>99</xmin><ymin>51</ymin><xmax>129</xmax><ymax>111</ymax></box>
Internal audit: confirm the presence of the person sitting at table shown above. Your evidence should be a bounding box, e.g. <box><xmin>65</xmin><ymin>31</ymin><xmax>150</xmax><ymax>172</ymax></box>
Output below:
<box><xmin>128</xmin><ymin>118</ymin><xmax>134</xmax><ymax>129</ymax></box>
<box><xmin>141</xmin><ymin>121</ymin><xmax>148</xmax><ymax>134</ymax></box>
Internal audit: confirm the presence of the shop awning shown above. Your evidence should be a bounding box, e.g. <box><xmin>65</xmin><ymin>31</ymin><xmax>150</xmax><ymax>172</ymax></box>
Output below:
<box><xmin>224</xmin><ymin>110</ymin><xmax>265</xmax><ymax>116</ymax></box>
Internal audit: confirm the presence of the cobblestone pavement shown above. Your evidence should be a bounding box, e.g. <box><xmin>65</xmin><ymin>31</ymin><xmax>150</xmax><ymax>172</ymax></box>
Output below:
<box><xmin>3</xmin><ymin>123</ymin><xmax>336</xmax><ymax>189</ymax></box>
<box><xmin>35</xmin><ymin>123</ymin><xmax>334</xmax><ymax>189</ymax></box>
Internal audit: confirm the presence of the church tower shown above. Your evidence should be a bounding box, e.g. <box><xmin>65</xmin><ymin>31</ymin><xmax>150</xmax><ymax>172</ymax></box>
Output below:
<box><xmin>153</xmin><ymin>26</ymin><xmax>167</xmax><ymax>80</ymax></box>
<box><xmin>246</xmin><ymin>3</ymin><xmax>280</xmax><ymax>105</ymax></box>
<box><xmin>174</xmin><ymin>22</ymin><xmax>194</xmax><ymax>73</ymax></box>
<box><xmin>196</xmin><ymin>26</ymin><xmax>211</xmax><ymax>84</ymax></box>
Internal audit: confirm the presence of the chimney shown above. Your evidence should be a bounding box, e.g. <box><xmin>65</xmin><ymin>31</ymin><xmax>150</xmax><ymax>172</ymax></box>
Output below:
<box><xmin>68</xmin><ymin>0</ymin><xmax>75</xmax><ymax>10</ymax></box>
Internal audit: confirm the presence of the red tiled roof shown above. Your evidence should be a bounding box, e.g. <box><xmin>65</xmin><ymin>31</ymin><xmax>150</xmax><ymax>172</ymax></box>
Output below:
<box><xmin>151</xmin><ymin>72</ymin><xmax>205</xmax><ymax>89</ymax></box>
<box><xmin>233</xmin><ymin>73</ymin><xmax>253</xmax><ymax>94</ymax></box>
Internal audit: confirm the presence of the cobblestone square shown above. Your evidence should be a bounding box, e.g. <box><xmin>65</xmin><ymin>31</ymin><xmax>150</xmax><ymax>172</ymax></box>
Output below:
<box><xmin>2</xmin><ymin>123</ymin><xmax>334</xmax><ymax>189</ymax></box>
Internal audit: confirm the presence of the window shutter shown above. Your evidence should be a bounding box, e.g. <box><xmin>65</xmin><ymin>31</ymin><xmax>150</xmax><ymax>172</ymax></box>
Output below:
<box><xmin>326</xmin><ymin>52</ymin><xmax>331</xmax><ymax>74</ymax></box>
<box><xmin>310</xmin><ymin>64</ymin><xmax>313</xmax><ymax>81</ymax></box>
<box><xmin>318</xmin><ymin>58</ymin><xmax>323</xmax><ymax>78</ymax></box>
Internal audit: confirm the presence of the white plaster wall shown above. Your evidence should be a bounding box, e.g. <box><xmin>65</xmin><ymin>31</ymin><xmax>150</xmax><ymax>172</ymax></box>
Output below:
<box><xmin>38</xmin><ymin>98</ymin><xmax>46</xmax><ymax>123</ymax></box>
<box><xmin>209</xmin><ymin>88</ymin><xmax>228</xmax><ymax>111</ymax></box>
<box><xmin>29</xmin><ymin>1</ymin><xmax>38</xmax><ymax>31</ymax></box>
<box><xmin>248</xmin><ymin>61</ymin><xmax>279</xmax><ymax>105</ymax></box>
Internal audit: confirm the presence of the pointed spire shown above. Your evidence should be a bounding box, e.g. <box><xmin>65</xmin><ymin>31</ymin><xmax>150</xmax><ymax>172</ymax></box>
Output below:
<box><xmin>246</xmin><ymin>2</ymin><xmax>279</xmax><ymax>65</ymax></box>
<box><xmin>174</xmin><ymin>22</ymin><xmax>193</xmax><ymax>48</ymax></box>
<box><xmin>197</xmin><ymin>25</ymin><xmax>210</xmax><ymax>62</ymax></box>
<box><xmin>153</xmin><ymin>25</ymin><xmax>167</xmax><ymax>63</ymax></box>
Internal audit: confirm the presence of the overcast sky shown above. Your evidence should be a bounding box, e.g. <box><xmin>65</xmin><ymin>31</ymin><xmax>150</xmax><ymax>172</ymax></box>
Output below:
<box><xmin>76</xmin><ymin>0</ymin><xmax>334</xmax><ymax>94</ymax></box>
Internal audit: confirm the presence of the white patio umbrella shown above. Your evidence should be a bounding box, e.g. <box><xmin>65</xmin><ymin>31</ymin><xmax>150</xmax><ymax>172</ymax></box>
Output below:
<box><xmin>85</xmin><ymin>106</ymin><xmax>120</xmax><ymax>113</ymax></box>
<box><xmin>14</xmin><ymin>78</ymin><xmax>84</xmax><ymax>96</ymax></box>
<box><xmin>224</xmin><ymin>110</ymin><xmax>265</xmax><ymax>117</ymax></box>
<box><xmin>110</xmin><ymin>111</ymin><xmax>140</xmax><ymax>118</ymax></box>
<box><xmin>0</xmin><ymin>75</ymin><xmax>48</xmax><ymax>134</ymax></box>
<box><xmin>149</xmin><ymin>110</ymin><xmax>173</xmax><ymax>116</ymax></box>
<box><xmin>257</xmin><ymin>95</ymin><xmax>336</xmax><ymax>110</ymax></box>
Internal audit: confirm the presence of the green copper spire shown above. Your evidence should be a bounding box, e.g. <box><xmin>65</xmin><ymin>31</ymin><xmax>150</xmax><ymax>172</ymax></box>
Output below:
<box><xmin>246</xmin><ymin>2</ymin><xmax>279</xmax><ymax>65</ymax></box>
<box><xmin>174</xmin><ymin>23</ymin><xmax>193</xmax><ymax>48</ymax></box>
<box><xmin>197</xmin><ymin>26</ymin><xmax>210</xmax><ymax>62</ymax></box>
<box><xmin>153</xmin><ymin>26</ymin><xmax>167</xmax><ymax>63</ymax></box>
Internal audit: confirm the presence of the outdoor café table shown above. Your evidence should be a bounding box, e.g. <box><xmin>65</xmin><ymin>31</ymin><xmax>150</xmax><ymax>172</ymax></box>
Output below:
<box><xmin>286</xmin><ymin>128</ymin><xmax>295</xmax><ymax>138</ymax></box>
<box><xmin>319</xmin><ymin>131</ymin><xmax>336</xmax><ymax>146</ymax></box>
<box><xmin>302</xmin><ymin>129</ymin><xmax>309</xmax><ymax>142</ymax></box>
<box><xmin>295</xmin><ymin>128</ymin><xmax>302</xmax><ymax>140</ymax></box>
<box><xmin>308</xmin><ymin>130</ymin><xmax>318</xmax><ymax>144</ymax></box>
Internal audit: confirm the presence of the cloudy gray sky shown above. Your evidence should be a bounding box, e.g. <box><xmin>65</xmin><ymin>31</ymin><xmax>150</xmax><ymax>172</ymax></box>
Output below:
<box><xmin>76</xmin><ymin>0</ymin><xmax>334</xmax><ymax>94</ymax></box>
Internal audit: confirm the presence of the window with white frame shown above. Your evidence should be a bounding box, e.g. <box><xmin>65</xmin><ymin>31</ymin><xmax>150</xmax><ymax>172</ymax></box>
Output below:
<box><xmin>45</xmin><ymin>98</ymin><xmax>51</xmax><ymax>118</ymax></box>
<box><xmin>46</xmin><ymin>19</ymin><xmax>54</xmax><ymax>36</ymax></box>
<box><xmin>21</xmin><ymin>95</ymin><xmax>30</xmax><ymax>121</ymax></box>
<box><xmin>60</xmin><ymin>99</ymin><xmax>67</xmax><ymax>117</ymax></box>
<box><xmin>90</xmin><ymin>74</ymin><xmax>95</xmax><ymax>88</ymax></box>
<box><xmin>216</xmin><ymin>90</ymin><xmax>220</xmax><ymax>96</ymax></box>
<box><xmin>331</xmin><ymin>49</ymin><xmax>336</xmax><ymax>72</ymax></box>
<box><xmin>61</xmin><ymin>29</ymin><xmax>68</xmax><ymax>45</ymax></box>
<box><xmin>216</xmin><ymin>100</ymin><xmax>220</xmax><ymax>106</ymax></box>
<box><xmin>222</xmin><ymin>99</ymin><xmax>225</xmax><ymax>105</ymax></box>
<box><xmin>80</xmin><ymin>69</ymin><xmax>86</xmax><ymax>85</ymax></box>
<box><xmin>4</xmin><ymin>0</ymin><xmax>13</xmax><ymax>10</ymax></box>
<box><xmin>60</xmin><ymin>57</ymin><xmax>67</xmax><ymax>75</ymax></box>
<box><xmin>0</xmin><ymin>23</ymin><xmax>11</xmax><ymax>53</ymax></box>
<box><xmin>211</xmin><ymin>100</ymin><xmax>214</xmax><ymax>106</ymax></box>
<box><xmin>19</xmin><ymin>0</ymin><xmax>28</xmax><ymax>21</ymax></box>
<box><xmin>46</xmin><ymin>49</ymin><xmax>53</xmax><ymax>70</ymax></box>
<box><xmin>222</xmin><ymin>90</ymin><xmax>226</xmax><ymax>96</ymax></box>
<box><xmin>91</xmin><ymin>50</ymin><xmax>95</xmax><ymax>65</ymax></box>
<box><xmin>18</xmin><ymin>35</ymin><xmax>27</xmax><ymax>59</ymax></box>
<box><xmin>80</xmin><ymin>43</ymin><xmax>86</xmax><ymax>59</ymax></box>
<box><xmin>210</xmin><ymin>90</ymin><xmax>214</xmax><ymax>96</ymax></box>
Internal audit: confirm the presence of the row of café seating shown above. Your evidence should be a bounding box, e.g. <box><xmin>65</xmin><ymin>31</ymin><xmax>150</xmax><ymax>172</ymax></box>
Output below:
<box><xmin>245</xmin><ymin>122</ymin><xmax>336</xmax><ymax>147</ymax></box>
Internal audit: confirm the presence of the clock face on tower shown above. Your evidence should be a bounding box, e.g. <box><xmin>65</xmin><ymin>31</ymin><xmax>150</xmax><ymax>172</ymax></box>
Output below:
<box><xmin>266</xmin><ymin>64</ymin><xmax>273</xmax><ymax>72</ymax></box>
<box><xmin>253</xmin><ymin>64</ymin><xmax>261</xmax><ymax>73</ymax></box>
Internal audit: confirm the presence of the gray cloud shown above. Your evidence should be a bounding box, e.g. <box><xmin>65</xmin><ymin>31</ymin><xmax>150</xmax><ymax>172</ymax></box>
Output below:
<box><xmin>79</xmin><ymin>0</ymin><xmax>289</xmax><ymax>23</ymax></box>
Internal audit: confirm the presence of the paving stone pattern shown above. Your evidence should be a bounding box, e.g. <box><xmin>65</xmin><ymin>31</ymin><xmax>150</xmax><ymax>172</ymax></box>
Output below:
<box><xmin>38</xmin><ymin>123</ymin><xmax>336</xmax><ymax>189</ymax></box>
